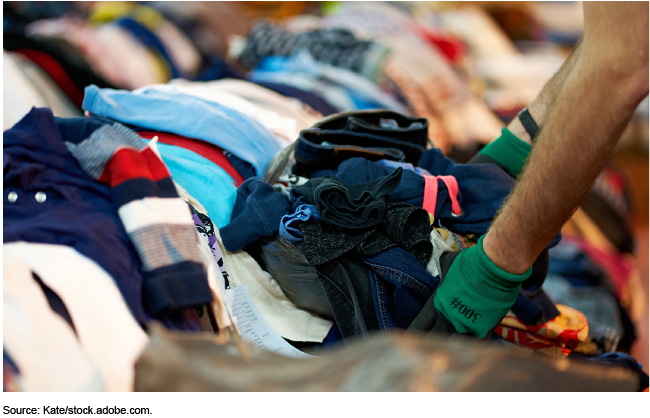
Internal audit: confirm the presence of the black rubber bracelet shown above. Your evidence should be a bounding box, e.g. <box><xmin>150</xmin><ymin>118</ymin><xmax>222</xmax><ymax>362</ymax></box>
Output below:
<box><xmin>517</xmin><ymin>107</ymin><xmax>539</xmax><ymax>142</ymax></box>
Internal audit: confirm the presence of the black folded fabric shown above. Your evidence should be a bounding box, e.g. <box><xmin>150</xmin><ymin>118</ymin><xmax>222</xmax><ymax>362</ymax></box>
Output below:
<box><xmin>296</xmin><ymin>167</ymin><xmax>402</xmax><ymax>230</ymax></box>
<box><xmin>312</xmin><ymin>110</ymin><xmax>429</xmax><ymax>148</ymax></box>
<box><xmin>299</xmin><ymin>202</ymin><xmax>432</xmax><ymax>267</ymax></box>
<box><xmin>357</xmin><ymin>202</ymin><xmax>433</xmax><ymax>266</ymax></box>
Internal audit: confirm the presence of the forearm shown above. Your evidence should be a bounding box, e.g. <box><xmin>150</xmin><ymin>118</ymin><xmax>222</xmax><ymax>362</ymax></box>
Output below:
<box><xmin>476</xmin><ymin>41</ymin><xmax>583</xmax><ymax>175</ymax></box>
<box><xmin>507</xmin><ymin>38</ymin><xmax>584</xmax><ymax>144</ymax></box>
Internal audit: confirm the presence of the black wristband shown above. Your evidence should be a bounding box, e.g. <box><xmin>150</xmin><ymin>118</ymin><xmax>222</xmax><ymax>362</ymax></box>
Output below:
<box><xmin>517</xmin><ymin>107</ymin><xmax>539</xmax><ymax>142</ymax></box>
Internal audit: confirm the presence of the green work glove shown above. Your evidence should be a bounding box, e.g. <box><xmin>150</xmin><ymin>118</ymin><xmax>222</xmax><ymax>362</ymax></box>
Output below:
<box><xmin>419</xmin><ymin>235</ymin><xmax>531</xmax><ymax>338</ymax></box>
<box><xmin>478</xmin><ymin>127</ymin><xmax>531</xmax><ymax>177</ymax></box>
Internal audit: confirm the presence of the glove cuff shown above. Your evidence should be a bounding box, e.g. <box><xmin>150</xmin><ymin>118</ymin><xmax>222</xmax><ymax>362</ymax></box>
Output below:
<box><xmin>478</xmin><ymin>127</ymin><xmax>531</xmax><ymax>177</ymax></box>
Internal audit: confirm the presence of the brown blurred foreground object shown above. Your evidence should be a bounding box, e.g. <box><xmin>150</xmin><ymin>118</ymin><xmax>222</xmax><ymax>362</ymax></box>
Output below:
<box><xmin>135</xmin><ymin>324</ymin><xmax>638</xmax><ymax>391</ymax></box>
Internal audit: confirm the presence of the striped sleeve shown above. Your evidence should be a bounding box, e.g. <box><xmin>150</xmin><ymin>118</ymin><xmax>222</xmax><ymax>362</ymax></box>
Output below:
<box><xmin>65</xmin><ymin>123</ymin><xmax>212</xmax><ymax>317</ymax></box>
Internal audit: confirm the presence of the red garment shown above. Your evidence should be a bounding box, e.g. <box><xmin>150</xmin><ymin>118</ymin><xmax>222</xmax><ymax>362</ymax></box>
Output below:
<box><xmin>13</xmin><ymin>49</ymin><xmax>85</xmax><ymax>107</ymax></box>
<box><xmin>416</xmin><ymin>28</ymin><xmax>466</xmax><ymax>65</ymax></box>
<box><xmin>138</xmin><ymin>132</ymin><xmax>245</xmax><ymax>186</ymax></box>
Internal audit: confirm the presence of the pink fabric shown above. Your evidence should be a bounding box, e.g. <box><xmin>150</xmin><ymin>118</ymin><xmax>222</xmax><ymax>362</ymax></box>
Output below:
<box><xmin>437</xmin><ymin>175</ymin><xmax>462</xmax><ymax>216</ymax></box>
<box><xmin>422</xmin><ymin>175</ymin><xmax>438</xmax><ymax>215</ymax></box>
<box><xmin>422</xmin><ymin>175</ymin><xmax>462</xmax><ymax>218</ymax></box>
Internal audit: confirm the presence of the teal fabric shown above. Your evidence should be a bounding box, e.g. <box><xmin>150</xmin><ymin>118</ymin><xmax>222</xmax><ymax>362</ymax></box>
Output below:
<box><xmin>153</xmin><ymin>141</ymin><xmax>238</xmax><ymax>228</ymax></box>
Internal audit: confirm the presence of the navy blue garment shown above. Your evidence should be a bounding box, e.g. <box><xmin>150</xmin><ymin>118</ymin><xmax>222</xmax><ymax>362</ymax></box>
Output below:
<box><xmin>115</xmin><ymin>17</ymin><xmax>180</xmax><ymax>78</ymax></box>
<box><xmin>4</xmin><ymin>109</ymin><xmax>148</xmax><ymax>325</ymax></box>
<box><xmin>312</xmin><ymin>154</ymin><xmax>561</xmax><ymax>245</ymax></box>
<box><xmin>224</xmin><ymin>151</ymin><xmax>257</xmax><ymax>181</ymax></box>
<box><xmin>512</xmin><ymin>250</ymin><xmax>560</xmax><ymax>325</ymax></box>
<box><xmin>254</xmin><ymin>81</ymin><xmax>338</xmax><ymax>116</ymax></box>
<box><xmin>548</xmin><ymin>239</ymin><xmax>608</xmax><ymax>287</ymax></box>
<box><xmin>314</xmin><ymin>324</ymin><xmax>344</xmax><ymax>352</ymax></box>
<box><xmin>293</xmin><ymin>130</ymin><xmax>413</xmax><ymax>177</ymax></box>
<box><xmin>293</xmin><ymin>111</ymin><xmax>430</xmax><ymax>176</ymax></box>
<box><xmin>194</xmin><ymin>55</ymin><xmax>247</xmax><ymax>82</ymax></box>
<box><xmin>220</xmin><ymin>177</ymin><xmax>290</xmax><ymax>252</ymax></box>
<box><xmin>298</xmin><ymin>236</ymin><xmax>436</xmax><ymax>340</ymax></box>
<box><xmin>4</xmin><ymin>108</ymin><xmax>202</xmax><ymax>331</ymax></box>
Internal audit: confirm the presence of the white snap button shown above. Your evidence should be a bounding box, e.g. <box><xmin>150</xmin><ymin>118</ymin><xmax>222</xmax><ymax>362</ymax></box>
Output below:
<box><xmin>8</xmin><ymin>191</ymin><xmax>18</xmax><ymax>202</ymax></box>
<box><xmin>35</xmin><ymin>191</ymin><xmax>47</xmax><ymax>203</ymax></box>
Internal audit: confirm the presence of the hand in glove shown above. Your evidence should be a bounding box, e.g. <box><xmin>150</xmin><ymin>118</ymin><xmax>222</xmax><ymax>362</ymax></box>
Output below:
<box><xmin>409</xmin><ymin>235</ymin><xmax>531</xmax><ymax>338</ymax></box>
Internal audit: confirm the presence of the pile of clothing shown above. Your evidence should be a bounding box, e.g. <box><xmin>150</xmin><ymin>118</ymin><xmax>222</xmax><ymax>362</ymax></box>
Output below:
<box><xmin>3</xmin><ymin>1</ymin><xmax>647</xmax><ymax>392</ymax></box>
<box><xmin>5</xmin><ymin>99</ymin><xmax>647</xmax><ymax>391</ymax></box>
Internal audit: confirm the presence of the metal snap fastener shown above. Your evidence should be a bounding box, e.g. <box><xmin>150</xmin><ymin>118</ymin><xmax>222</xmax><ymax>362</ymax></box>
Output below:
<box><xmin>451</xmin><ymin>209</ymin><xmax>463</xmax><ymax>218</ymax></box>
<box><xmin>35</xmin><ymin>191</ymin><xmax>47</xmax><ymax>203</ymax></box>
<box><xmin>7</xmin><ymin>191</ymin><xmax>18</xmax><ymax>202</ymax></box>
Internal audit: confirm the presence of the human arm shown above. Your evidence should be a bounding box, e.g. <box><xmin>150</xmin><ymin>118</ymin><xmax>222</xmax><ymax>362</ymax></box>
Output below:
<box><xmin>475</xmin><ymin>38</ymin><xmax>584</xmax><ymax>176</ymax></box>
<box><xmin>483</xmin><ymin>1</ymin><xmax>649</xmax><ymax>275</ymax></box>
<box><xmin>506</xmin><ymin>38</ymin><xmax>583</xmax><ymax>145</ymax></box>
<box><xmin>421</xmin><ymin>2</ymin><xmax>649</xmax><ymax>337</ymax></box>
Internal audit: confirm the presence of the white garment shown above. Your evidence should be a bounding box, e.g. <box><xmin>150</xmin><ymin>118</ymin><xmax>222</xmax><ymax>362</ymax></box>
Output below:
<box><xmin>11</xmin><ymin>52</ymin><xmax>81</xmax><ymax>118</ymax></box>
<box><xmin>3</xmin><ymin>51</ymin><xmax>48</xmax><ymax>129</ymax></box>
<box><xmin>93</xmin><ymin>24</ymin><xmax>167</xmax><ymax>89</ymax></box>
<box><xmin>168</xmin><ymin>78</ymin><xmax>322</xmax><ymax>142</ymax></box>
<box><xmin>4</xmin><ymin>242</ymin><xmax>149</xmax><ymax>391</ymax></box>
<box><xmin>426</xmin><ymin>229</ymin><xmax>454</xmax><ymax>278</ymax></box>
<box><xmin>213</xmin><ymin>226</ymin><xmax>333</xmax><ymax>342</ymax></box>
<box><xmin>3</xmin><ymin>50</ymin><xmax>79</xmax><ymax>129</ymax></box>
<box><xmin>3</xmin><ymin>249</ymin><xmax>104</xmax><ymax>392</ymax></box>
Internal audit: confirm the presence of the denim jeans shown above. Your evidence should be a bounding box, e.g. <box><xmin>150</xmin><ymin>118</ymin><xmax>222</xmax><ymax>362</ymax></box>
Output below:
<box><xmin>364</xmin><ymin>247</ymin><xmax>440</xmax><ymax>331</ymax></box>
<box><xmin>305</xmin><ymin>246</ymin><xmax>440</xmax><ymax>340</ymax></box>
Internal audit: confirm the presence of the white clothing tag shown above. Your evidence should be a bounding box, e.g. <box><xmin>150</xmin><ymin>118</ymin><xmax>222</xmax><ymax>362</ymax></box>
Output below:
<box><xmin>225</xmin><ymin>285</ymin><xmax>313</xmax><ymax>358</ymax></box>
